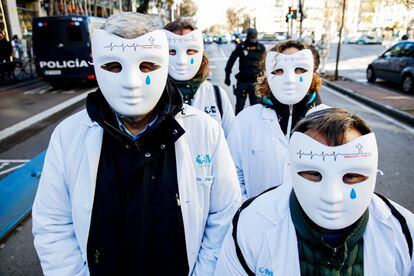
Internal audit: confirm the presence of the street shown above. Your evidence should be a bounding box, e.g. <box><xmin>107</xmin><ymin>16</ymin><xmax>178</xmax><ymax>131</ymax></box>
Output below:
<box><xmin>0</xmin><ymin>42</ymin><xmax>414</xmax><ymax>275</ymax></box>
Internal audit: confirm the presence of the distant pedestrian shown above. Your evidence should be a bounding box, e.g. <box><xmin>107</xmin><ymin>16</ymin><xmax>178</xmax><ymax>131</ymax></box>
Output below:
<box><xmin>316</xmin><ymin>33</ymin><xmax>329</xmax><ymax>74</ymax></box>
<box><xmin>0</xmin><ymin>32</ymin><xmax>12</xmax><ymax>63</ymax></box>
<box><xmin>11</xmin><ymin>35</ymin><xmax>24</xmax><ymax>62</ymax></box>
<box><xmin>225</xmin><ymin>28</ymin><xmax>265</xmax><ymax>114</ymax></box>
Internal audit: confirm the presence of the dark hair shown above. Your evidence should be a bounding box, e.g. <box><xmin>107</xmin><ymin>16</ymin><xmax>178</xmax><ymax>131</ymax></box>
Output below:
<box><xmin>293</xmin><ymin>108</ymin><xmax>372</xmax><ymax>146</ymax></box>
<box><xmin>164</xmin><ymin>18</ymin><xmax>210</xmax><ymax>81</ymax></box>
<box><xmin>256</xmin><ymin>39</ymin><xmax>322</xmax><ymax>98</ymax></box>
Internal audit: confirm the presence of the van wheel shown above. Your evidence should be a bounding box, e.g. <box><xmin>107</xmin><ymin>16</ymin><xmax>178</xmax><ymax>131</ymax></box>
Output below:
<box><xmin>401</xmin><ymin>74</ymin><xmax>414</xmax><ymax>94</ymax></box>
<box><xmin>367</xmin><ymin>67</ymin><xmax>376</xmax><ymax>83</ymax></box>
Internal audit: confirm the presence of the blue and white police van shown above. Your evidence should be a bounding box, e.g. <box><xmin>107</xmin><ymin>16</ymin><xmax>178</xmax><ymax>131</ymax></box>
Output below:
<box><xmin>32</xmin><ymin>16</ymin><xmax>105</xmax><ymax>87</ymax></box>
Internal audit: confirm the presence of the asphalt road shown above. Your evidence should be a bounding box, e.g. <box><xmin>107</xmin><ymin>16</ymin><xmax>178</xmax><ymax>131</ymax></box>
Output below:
<box><xmin>0</xmin><ymin>42</ymin><xmax>413</xmax><ymax>275</ymax></box>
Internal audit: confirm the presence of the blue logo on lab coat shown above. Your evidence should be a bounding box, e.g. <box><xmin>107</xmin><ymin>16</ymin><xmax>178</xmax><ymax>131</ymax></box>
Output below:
<box><xmin>195</xmin><ymin>154</ymin><xmax>211</xmax><ymax>166</ymax></box>
<box><xmin>258</xmin><ymin>267</ymin><xmax>273</xmax><ymax>276</ymax></box>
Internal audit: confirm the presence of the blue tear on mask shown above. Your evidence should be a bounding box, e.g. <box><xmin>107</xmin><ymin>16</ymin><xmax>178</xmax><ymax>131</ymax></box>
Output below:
<box><xmin>299</xmin><ymin>76</ymin><xmax>303</xmax><ymax>82</ymax></box>
<box><xmin>350</xmin><ymin>188</ymin><xmax>357</xmax><ymax>199</ymax></box>
<box><xmin>145</xmin><ymin>75</ymin><xmax>151</xmax><ymax>85</ymax></box>
<box><xmin>190</xmin><ymin>57</ymin><xmax>194</xmax><ymax>64</ymax></box>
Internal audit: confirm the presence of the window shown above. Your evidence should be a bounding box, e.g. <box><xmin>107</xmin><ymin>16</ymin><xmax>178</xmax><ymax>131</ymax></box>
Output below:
<box><xmin>384</xmin><ymin>44</ymin><xmax>403</xmax><ymax>57</ymax></box>
<box><xmin>400</xmin><ymin>43</ymin><xmax>414</xmax><ymax>57</ymax></box>
<box><xmin>67</xmin><ymin>24</ymin><xmax>83</xmax><ymax>42</ymax></box>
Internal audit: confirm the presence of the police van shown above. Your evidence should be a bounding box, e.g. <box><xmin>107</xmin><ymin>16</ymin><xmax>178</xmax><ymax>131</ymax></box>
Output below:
<box><xmin>32</xmin><ymin>16</ymin><xmax>105</xmax><ymax>87</ymax></box>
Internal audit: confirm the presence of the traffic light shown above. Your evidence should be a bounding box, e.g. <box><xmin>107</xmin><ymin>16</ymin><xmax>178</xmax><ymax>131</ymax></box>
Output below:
<box><xmin>286</xmin><ymin>6</ymin><xmax>297</xmax><ymax>21</ymax></box>
<box><xmin>292</xmin><ymin>9</ymin><xmax>297</xmax><ymax>19</ymax></box>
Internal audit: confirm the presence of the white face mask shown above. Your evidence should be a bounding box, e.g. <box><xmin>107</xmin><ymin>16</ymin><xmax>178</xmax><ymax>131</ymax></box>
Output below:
<box><xmin>288</xmin><ymin>132</ymin><xmax>378</xmax><ymax>230</ymax></box>
<box><xmin>265</xmin><ymin>49</ymin><xmax>314</xmax><ymax>105</ymax></box>
<box><xmin>91</xmin><ymin>29</ymin><xmax>169</xmax><ymax>117</ymax></box>
<box><xmin>165</xmin><ymin>29</ymin><xmax>204</xmax><ymax>81</ymax></box>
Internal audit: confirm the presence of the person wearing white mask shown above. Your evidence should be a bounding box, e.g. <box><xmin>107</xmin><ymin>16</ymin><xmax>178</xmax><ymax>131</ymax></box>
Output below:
<box><xmin>227</xmin><ymin>40</ymin><xmax>328</xmax><ymax>199</ymax></box>
<box><xmin>216</xmin><ymin>108</ymin><xmax>414</xmax><ymax>275</ymax></box>
<box><xmin>32</xmin><ymin>12</ymin><xmax>241</xmax><ymax>276</ymax></box>
<box><xmin>164</xmin><ymin>19</ymin><xmax>235</xmax><ymax>136</ymax></box>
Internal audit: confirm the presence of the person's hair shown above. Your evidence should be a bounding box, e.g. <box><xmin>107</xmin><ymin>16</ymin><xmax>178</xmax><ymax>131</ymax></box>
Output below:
<box><xmin>164</xmin><ymin>18</ymin><xmax>210</xmax><ymax>81</ymax></box>
<box><xmin>101</xmin><ymin>12</ymin><xmax>161</xmax><ymax>39</ymax></box>
<box><xmin>256</xmin><ymin>39</ymin><xmax>322</xmax><ymax>98</ymax></box>
<box><xmin>293</xmin><ymin>108</ymin><xmax>372</xmax><ymax>146</ymax></box>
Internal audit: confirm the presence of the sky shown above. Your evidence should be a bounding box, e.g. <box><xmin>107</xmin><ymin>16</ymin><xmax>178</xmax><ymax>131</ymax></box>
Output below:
<box><xmin>194</xmin><ymin>0</ymin><xmax>236</xmax><ymax>30</ymax></box>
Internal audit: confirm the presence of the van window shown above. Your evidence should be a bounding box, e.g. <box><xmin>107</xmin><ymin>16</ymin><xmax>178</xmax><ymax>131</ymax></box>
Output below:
<box><xmin>67</xmin><ymin>24</ymin><xmax>83</xmax><ymax>42</ymax></box>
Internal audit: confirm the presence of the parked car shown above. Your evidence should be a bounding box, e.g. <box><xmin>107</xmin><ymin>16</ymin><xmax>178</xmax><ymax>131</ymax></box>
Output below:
<box><xmin>354</xmin><ymin>34</ymin><xmax>382</xmax><ymax>45</ymax></box>
<box><xmin>215</xmin><ymin>35</ymin><xmax>228</xmax><ymax>44</ymax></box>
<box><xmin>367</xmin><ymin>41</ymin><xmax>414</xmax><ymax>93</ymax></box>
<box><xmin>343</xmin><ymin>34</ymin><xmax>359</xmax><ymax>44</ymax></box>
<box><xmin>203</xmin><ymin>33</ymin><xmax>213</xmax><ymax>44</ymax></box>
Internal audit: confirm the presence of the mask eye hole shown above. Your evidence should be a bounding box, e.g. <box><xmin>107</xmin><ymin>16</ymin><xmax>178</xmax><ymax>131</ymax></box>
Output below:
<box><xmin>298</xmin><ymin>171</ymin><xmax>322</xmax><ymax>182</ymax></box>
<box><xmin>101</xmin><ymin>62</ymin><xmax>122</xmax><ymax>73</ymax></box>
<box><xmin>169</xmin><ymin>49</ymin><xmax>177</xmax><ymax>56</ymax></box>
<box><xmin>271</xmin><ymin>69</ymin><xmax>284</xmax><ymax>75</ymax></box>
<box><xmin>186</xmin><ymin>49</ymin><xmax>198</xmax><ymax>55</ymax></box>
<box><xmin>295</xmin><ymin>67</ymin><xmax>308</xmax><ymax>74</ymax></box>
<box><xmin>139</xmin><ymin>62</ymin><xmax>161</xmax><ymax>73</ymax></box>
<box><xmin>343</xmin><ymin>173</ymin><xmax>368</xmax><ymax>185</ymax></box>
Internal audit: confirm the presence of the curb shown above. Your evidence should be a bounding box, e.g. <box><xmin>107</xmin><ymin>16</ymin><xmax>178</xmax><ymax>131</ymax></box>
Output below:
<box><xmin>0</xmin><ymin>79</ymin><xmax>39</xmax><ymax>92</ymax></box>
<box><xmin>0</xmin><ymin>90</ymin><xmax>92</xmax><ymax>153</ymax></box>
<box><xmin>323</xmin><ymin>79</ymin><xmax>414</xmax><ymax>127</ymax></box>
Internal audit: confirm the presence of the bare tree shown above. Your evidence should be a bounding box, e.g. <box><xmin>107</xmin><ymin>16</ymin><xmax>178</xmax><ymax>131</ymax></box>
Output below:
<box><xmin>179</xmin><ymin>0</ymin><xmax>197</xmax><ymax>17</ymax></box>
<box><xmin>226</xmin><ymin>7</ymin><xmax>238</xmax><ymax>32</ymax></box>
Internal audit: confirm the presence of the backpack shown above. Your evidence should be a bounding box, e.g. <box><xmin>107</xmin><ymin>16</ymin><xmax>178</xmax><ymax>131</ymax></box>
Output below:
<box><xmin>232</xmin><ymin>191</ymin><xmax>413</xmax><ymax>275</ymax></box>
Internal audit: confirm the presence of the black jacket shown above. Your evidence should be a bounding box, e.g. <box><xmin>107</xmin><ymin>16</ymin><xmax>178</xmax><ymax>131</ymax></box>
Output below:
<box><xmin>86</xmin><ymin>81</ymin><xmax>189</xmax><ymax>275</ymax></box>
<box><xmin>225</xmin><ymin>41</ymin><xmax>265</xmax><ymax>83</ymax></box>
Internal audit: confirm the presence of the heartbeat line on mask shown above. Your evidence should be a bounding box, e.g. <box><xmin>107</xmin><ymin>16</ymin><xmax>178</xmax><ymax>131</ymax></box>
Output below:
<box><xmin>103</xmin><ymin>37</ymin><xmax>161</xmax><ymax>51</ymax></box>
<box><xmin>296</xmin><ymin>143</ymin><xmax>371</xmax><ymax>161</ymax></box>
<box><xmin>168</xmin><ymin>36</ymin><xmax>197</xmax><ymax>43</ymax></box>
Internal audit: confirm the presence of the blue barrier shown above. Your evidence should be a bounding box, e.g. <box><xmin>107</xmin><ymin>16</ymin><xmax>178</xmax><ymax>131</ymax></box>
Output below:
<box><xmin>0</xmin><ymin>151</ymin><xmax>46</xmax><ymax>239</ymax></box>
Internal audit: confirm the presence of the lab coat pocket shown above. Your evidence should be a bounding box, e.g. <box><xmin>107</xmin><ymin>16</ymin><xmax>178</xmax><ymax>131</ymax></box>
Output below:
<box><xmin>196</xmin><ymin>175</ymin><xmax>214</xmax><ymax>216</ymax></box>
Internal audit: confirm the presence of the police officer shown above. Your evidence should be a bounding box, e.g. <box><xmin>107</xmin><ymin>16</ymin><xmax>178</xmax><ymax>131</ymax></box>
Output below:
<box><xmin>225</xmin><ymin>28</ymin><xmax>265</xmax><ymax>114</ymax></box>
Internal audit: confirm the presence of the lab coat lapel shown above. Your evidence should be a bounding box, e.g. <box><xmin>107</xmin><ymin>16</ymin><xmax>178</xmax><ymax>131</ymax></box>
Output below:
<box><xmin>174</xmin><ymin>114</ymin><xmax>202</xmax><ymax>274</ymax></box>
<box><xmin>363</xmin><ymin>202</ymin><xmax>396</xmax><ymax>275</ymax></box>
<box><xmin>261</xmin><ymin>107</ymin><xmax>288</xmax><ymax>147</ymax></box>
<box><xmin>85</xmin><ymin>126</ymin><xmax>103</xmax><ymax>202</ymax></box>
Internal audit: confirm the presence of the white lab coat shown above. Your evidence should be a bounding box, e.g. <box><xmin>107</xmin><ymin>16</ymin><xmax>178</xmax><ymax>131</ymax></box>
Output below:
<box><xmin>227</xmin><ymin>103</ymin><xmax>328</xmax><ymax>200</ymax></box>
<box><xmin>191</xmin><ymin>81</ymin><xmax>235</xmax><ymax>137</ymax></box>
<box><xmin>215</xmin><ymin>182</ymin><xmax>414</xmax><ymax>275</ymax></box>
<box><xmin>32</xmin><ymin>104</ymin><xmax>242</xmax><ymax>276</ymax></box>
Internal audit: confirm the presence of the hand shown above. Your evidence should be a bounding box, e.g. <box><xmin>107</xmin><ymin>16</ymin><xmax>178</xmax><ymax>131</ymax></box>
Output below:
<box><xmin>224</xmin><ymin>76</ymin><xmax>231</xmax><ymax>86</ymax></box>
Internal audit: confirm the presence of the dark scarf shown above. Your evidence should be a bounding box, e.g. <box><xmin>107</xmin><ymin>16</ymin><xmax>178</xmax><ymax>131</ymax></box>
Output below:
<box><xmin>290</xmin><ymin>192</ymin><xmax>368</xmax><ymax>275</ymax></box>
<box><xmin>169</xmin><ymin>77</ymin><xmax>204</xmax><ymax>105</ymax></box>
<box><xmin>260</xmin><ymin>91</ymin><xmax>321</xmax><ymax>136</ymax></box>
<box><xmin>86</xmin><ymin>78</ymin><xmax>183</xmax><ymax>146</ymax></box>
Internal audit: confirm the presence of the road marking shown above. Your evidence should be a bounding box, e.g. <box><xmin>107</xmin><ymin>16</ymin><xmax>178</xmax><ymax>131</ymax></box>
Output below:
<box><xmin>323</xmin><ymin>85</ymin><xmax>414</xmax><ymax>134</ymax></box>
<box><xmin>0</xmin><ymin>162</ymin><xmax>9</xmax><ymax>170</ymax></box>
<box><xmin>219</xmin><ymin>47</ymin><xmax>227</xmax><ymax>59</ymax></box>
<box><xmin>23</xmin><ymin>85</ymin><xmax>51</xmax><ymax>95</ymax></box>
<box><xmin>209</xmin><ymin>58</ymin><xmax>227</xmax><ymax>61</ymax></box>
<box><xmin>0</xmin><ymin>159</ymin><xmax>30</xmax><ymax>162</ymax></box>
<box><xmin>0</xmin><ymin>88</ymin><xmax>94</xmax><ymax>143</ymax></box>
<box><xmin>0</xmin><ymin>164</ymin><xmax>25</xmax><ymax>176</ymax></box>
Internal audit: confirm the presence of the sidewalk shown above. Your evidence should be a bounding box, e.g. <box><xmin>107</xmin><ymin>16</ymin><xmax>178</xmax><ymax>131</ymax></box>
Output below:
<box><xmin>323</xmin><ymin>77</ymin><xmax>414</xmax><ymax>126</ymax></box>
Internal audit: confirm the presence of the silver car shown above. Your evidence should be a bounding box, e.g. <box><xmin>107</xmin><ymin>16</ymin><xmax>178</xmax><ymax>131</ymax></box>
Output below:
<box><xmin>367</xmin><ymin>41</ymin><xmax>414</xmax><ymax>93</ymax></box>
